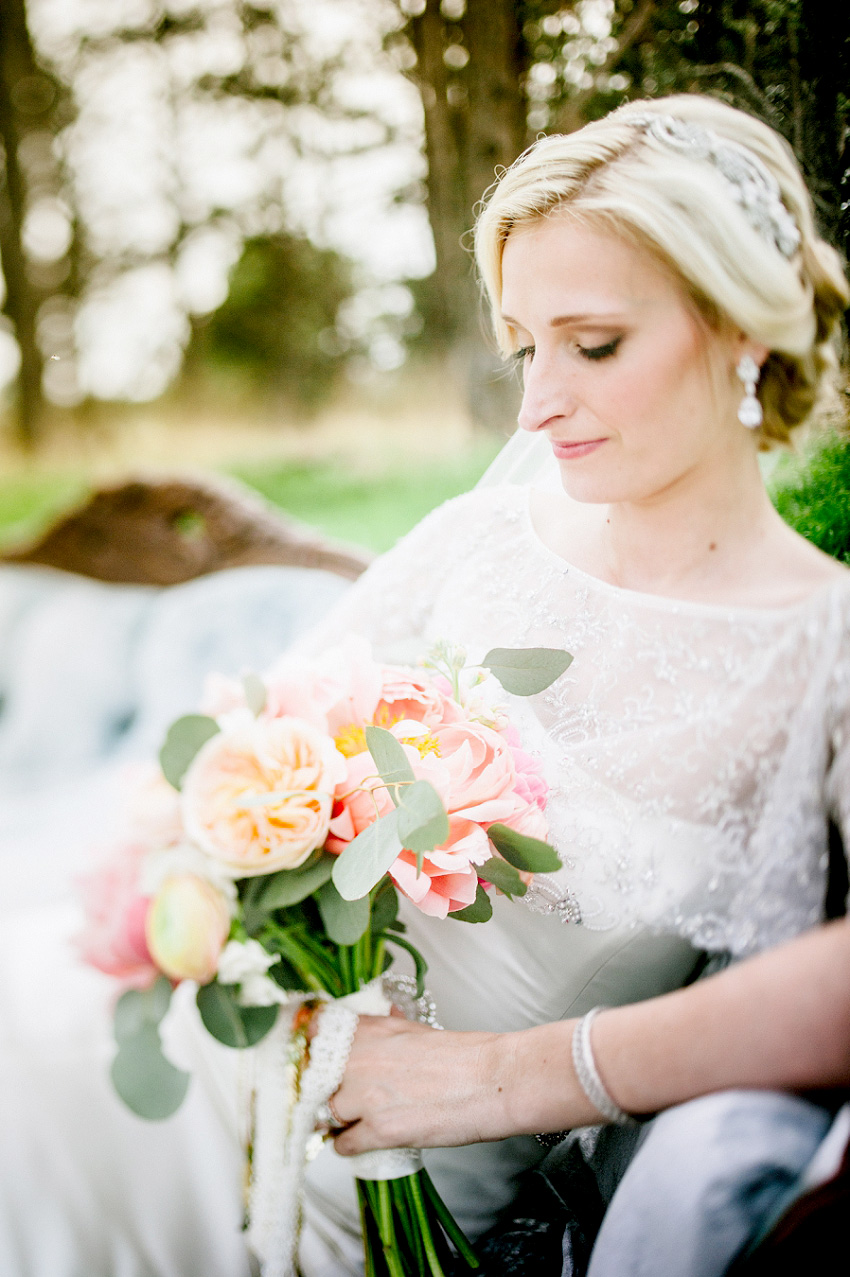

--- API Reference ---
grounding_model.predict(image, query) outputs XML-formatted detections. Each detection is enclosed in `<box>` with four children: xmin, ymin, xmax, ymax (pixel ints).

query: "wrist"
<box><xmin>491</xmin><ymin>1022</ymin><xmax>601</xmax><ymax>1136</ymax></box>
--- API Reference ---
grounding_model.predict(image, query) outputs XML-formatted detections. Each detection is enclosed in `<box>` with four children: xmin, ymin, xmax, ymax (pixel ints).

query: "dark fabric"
<box><xmin>727</xmin><ymin>1142</ymin><xmax>850</xmax><ymax>1276</ymax></box>
<box><xmin>452</xmin><ymin>1153</ymin><xmax>605</xmax><ymax>1277</ymax></box>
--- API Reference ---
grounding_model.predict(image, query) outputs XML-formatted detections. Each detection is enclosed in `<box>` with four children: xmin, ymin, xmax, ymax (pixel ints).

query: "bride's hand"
<box><xmin>328</xmin><ymin>1014</ymin><xmax>511</xmax><ymax>1155</ymax></box>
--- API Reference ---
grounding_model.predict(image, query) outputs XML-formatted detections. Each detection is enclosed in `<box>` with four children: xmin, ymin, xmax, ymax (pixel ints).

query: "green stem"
<box><xmin>376</xmin><ymin>1181</ymin><xmax>406</xmax><ymax>1277</ymax></box>
<box><xmin>398</xmin><ymin>1177</ymin><xmax>427</xmax><ymax>1274</ymax></box>
<box><xmin>405</xmin><ymin>1172</ymin><xmax>447</xmax><ymax>1277</ymax></box>
<box><xmin>420</xmin><ymin>1168</ymin><xmax>480</xmax><ymax>1270</ymax></box>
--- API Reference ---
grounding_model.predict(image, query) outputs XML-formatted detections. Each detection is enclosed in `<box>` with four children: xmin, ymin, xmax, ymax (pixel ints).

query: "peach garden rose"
<box><xmin>182</xmin><ymin>716</ymin><xmax>346</xmax><ymax>877</ymax></box>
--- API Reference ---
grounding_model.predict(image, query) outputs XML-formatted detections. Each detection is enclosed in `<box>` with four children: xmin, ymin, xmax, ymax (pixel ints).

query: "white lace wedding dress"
<box><xmin>293</xmin><ymin>483</ymin><xmax>850</xmax><ymax>1275</ymax></box>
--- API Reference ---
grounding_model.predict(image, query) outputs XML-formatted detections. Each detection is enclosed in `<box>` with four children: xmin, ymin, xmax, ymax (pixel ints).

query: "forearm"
<box><xmin>500</xmin><ymin>919</ymin><xmax>850</xmax><ymax>1135</ymax></box>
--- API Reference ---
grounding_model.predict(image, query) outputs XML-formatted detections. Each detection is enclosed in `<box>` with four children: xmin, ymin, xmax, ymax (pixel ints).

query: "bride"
<box><xmin>286</xmin><ymin>93</ymin><xmax>850</xmax><ymax>1274</ymax></box>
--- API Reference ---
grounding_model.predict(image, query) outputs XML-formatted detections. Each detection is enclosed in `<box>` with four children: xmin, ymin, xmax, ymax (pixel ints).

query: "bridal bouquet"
<box><xmin>78</xmin><ymin>637</ymin><xmax>570</xmax><ymax>1277</ymax></box>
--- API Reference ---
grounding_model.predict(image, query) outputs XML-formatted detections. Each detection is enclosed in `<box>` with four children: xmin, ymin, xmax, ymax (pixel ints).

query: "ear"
<box><xmin>733</xmin><ymin>332</ymin><xmax>770</xmax><ymax>369</ymax></box>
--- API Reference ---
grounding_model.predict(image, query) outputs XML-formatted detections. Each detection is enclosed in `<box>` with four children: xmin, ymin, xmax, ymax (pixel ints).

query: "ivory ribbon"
<box><xmin>246</xmin><ymin>979</ymin><xmax>423</xmax><ymax>1277</ymax></box>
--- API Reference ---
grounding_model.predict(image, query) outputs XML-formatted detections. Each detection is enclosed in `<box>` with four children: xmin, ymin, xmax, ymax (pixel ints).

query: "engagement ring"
<box><xmin>316</xmin><ymin>1095</ymin><xmax>348</xmax><ymax>1132</ymax></box>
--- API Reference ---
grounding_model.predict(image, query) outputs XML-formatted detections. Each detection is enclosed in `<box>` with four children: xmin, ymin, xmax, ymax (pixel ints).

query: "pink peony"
<box><xmin>434</xmin><ymin>721</ymin><xmax>523</xmax><ymax>823</ymax></box>
<box><xmin>77</xmin><ymin>843</ymin><xmax>157</xmax><ymax>989</ymax></box>
<box><xmin>388</xmin><ymin>819</ymin><xmax>483</xmax><ymax>918</ymax></box>
<box><xmin>373</xmin><ymin>668</ymin><xmax>463</xmax><ymax>731</ymax></box>
<box><xmin>182</xmin><ymin>716</ymin><xmax>346</xmax><ymax>876</ymax></box>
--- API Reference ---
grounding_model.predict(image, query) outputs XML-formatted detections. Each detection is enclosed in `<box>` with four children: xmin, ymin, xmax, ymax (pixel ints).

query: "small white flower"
<box><xmin>217</xmin><ymin>937</ymin><xmax>279</xmax><ymax>984</ymax></box>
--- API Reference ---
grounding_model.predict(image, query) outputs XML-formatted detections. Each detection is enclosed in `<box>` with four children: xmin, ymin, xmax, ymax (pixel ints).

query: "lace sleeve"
<box><xmin>287</xmin><ymin>492</ymin><xmax>484</xmax><ymax>663</ymax></box>
<box><xmin>826</xmin><ymin>627</ymin><xmax>850</xmax><ymax>854</ymax></box>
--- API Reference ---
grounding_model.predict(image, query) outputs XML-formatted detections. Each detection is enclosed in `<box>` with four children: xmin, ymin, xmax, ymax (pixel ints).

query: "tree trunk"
<box><xmin>0</xmin><ymin>0</ymin><xmax>48</xmax><ymax>446</ymax></box>
<box><xmin>406</xmin><ymin>0</ymin><xmax>526</xmax><ymax>426</ymax></box>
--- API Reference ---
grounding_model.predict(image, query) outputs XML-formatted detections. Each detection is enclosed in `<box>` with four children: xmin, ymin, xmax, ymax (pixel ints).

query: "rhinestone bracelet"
<box><xmin>571</xmin><ymin>1006</ymin><xmax>637</xmax><ymax>1127</ymax></box>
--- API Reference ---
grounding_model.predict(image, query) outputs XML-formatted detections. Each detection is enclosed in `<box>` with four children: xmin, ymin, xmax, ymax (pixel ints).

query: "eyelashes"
<box><xmin>511</xmin><ymin>335</ymin><xmax>624</xmax><ymax>365</ymax></box>
<box><xmin>578</xmin><ymin>335</ymin><xmax>623</xmax><ymax>361</ymax></box>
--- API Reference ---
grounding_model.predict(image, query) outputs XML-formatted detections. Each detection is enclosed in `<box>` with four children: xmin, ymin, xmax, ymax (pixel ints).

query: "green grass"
<box><xmin>768</xmin><ymin>433</ymin><xmax>850</xmax><ymax>564</ymax></box>
<box><xmin>229</xmin><ymin>446</ymin><xmax>501</xmax><ymax>553</ymax></box>
<box><xmin>1</xmin><ymin>433</ymin><xmax>847</xmax><ymax>564</ymax></box>
<box><xmin>0</xmin><ymin>473</ymin><xmax>89</xmax><ymax>551</ymax></box>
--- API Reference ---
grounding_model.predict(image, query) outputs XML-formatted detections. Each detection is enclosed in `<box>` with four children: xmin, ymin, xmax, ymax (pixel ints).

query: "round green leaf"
<box><xmin>317</xmin><ymin>880</ymin><xmax>371</xmax><ymax>945</ymax></box>
<box><xmin>250</xmin><ymin>852</ymin><xmax>335</xmax><ymax>911</ymax></box>
<box><xmin>365</xmin><ymin>726</ymin><xmax>415</xmax><ymax>798</ymax></box>
<box><xmin>111</xmin><ymin>1023</ymin><xmax>190</xmax><ymax>1121</ymax></box>
<box><xmin>482</xmin><ymin>647</ymin><xmax>573</xmax><ymax>696</ymax></box>
<box><xmin>332</xmin><ymin>809</ymin><xmax>403</xmax><ymax>901</ymax></box>
<box><xmin>196</xmin><ymin>980</ymin><xmax>278</xmax><ymax>1048</ymax></box>
<box><xmin>449</xmin><ymin>883</ymin><xmax>494</xmax><ymax>924</ymax></box>
<box><xmin>159</xmin><ymin>715</ymin><xmax>220</xmax><ymax>790</ymax></box>
<box><xmin>478</xmin><ymin>856</ymin><xmax>527</xmax><ymax>899</ymax></box>
<box><xmin>487</xmin><ymin>824</ymin><xmax>562</xmax><ymax>874</ymax></box>
<box><xmin>397</xmin><ymin>780</ymin><xmax>450</xmax><ymax>853</ymax></box>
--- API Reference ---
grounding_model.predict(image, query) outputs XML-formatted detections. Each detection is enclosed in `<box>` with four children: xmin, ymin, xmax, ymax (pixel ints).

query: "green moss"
<box><xmin>768</xmin><ymin>433</ymin><xmax>850</xmax><ymax>564</ymax></box>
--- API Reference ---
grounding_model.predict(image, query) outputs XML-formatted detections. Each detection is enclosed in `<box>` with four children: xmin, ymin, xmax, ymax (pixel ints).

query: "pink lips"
<box><xmin>550</xmin><ymin>438</ymin><xmax>606</xmax><ymax>460</ymax></box>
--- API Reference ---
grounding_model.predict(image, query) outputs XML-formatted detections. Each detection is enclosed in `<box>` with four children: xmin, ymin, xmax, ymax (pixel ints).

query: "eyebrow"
<box><xmin>500</xmin><ymin>312</ymin><xmax>628</xmax><ymax>328</ymax></box>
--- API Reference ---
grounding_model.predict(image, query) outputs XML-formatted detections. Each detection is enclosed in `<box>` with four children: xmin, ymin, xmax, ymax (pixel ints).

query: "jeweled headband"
<box><xmin>627</xmin><ymin>113</ymin><xmax>801</xmax><ymax>260</ymax></box>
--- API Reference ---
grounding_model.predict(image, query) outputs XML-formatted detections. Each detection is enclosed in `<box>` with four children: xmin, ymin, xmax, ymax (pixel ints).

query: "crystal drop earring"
<box><xmin>736</xmin><ymin>354</ymin><xmax>763</xmax><ymax>429</ymax></box>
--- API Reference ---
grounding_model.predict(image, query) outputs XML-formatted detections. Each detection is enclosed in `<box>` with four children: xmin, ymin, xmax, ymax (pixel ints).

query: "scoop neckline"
<box><xmin>516</xmin><ymin>484</ymin><xmax>847</xmax><ymax>622</ymax></box>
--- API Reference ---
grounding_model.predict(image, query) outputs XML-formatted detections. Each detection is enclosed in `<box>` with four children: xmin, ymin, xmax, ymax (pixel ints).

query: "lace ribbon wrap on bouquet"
<box><xmin>246</xmin><ymin>977</ymin><xmax>437</xmax><ymax>1277</ymax></box>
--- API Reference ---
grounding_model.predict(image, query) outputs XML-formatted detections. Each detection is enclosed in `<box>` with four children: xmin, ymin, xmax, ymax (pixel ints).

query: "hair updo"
<box><xmin>474</xmin><ymin>94</ymin><xmax>848</xmax><ymax>445</ymax></box>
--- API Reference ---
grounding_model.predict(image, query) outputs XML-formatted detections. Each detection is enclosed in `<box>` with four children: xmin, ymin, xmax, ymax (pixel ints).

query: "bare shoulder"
<box><xmin>770</xmin><ymin>519</ymin><xmax>850</xmax><ymax>600</ymax></box>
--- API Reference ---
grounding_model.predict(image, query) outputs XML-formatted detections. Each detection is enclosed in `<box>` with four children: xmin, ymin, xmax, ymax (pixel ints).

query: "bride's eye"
<box><xmin>576</xmin><ymin>335</ymin><xmax>623</xmax><ymax>361</ymax></box>
<box><xmin>512</xmin><ymin>345</ymin><xmax>534</xmax><ymax>364</ymax></box>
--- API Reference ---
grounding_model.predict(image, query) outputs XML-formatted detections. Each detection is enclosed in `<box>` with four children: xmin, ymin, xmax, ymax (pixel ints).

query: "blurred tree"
<box><xmin>0</xmin><ymin>0</ymin><xmax>75</xmax><ymax>444</ymax></box>
<box><xmin>185</xmin><ymin>233</ymin><xmax>354</xmax><ymax>412</ymax></box>
<box><xmin>393</xmin><ymin>0</ymin><xmax>848</xmax><ymax>425</ymax></box>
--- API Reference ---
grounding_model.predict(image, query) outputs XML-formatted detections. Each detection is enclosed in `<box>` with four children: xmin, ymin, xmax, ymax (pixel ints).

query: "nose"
<box><xmin>516</xmin><ymin>350</ymin><xmax>578</xmax><ymax>434</ymax></box>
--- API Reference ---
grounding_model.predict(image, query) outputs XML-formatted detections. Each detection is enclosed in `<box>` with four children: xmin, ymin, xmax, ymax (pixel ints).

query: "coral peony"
<box><xmin>182</xmin><ymin>717</ymin><xmax>345</xmax><ymax>876</ymax></box>
<box><xmin>76</xmin><ymin>843</ymin><xmax>157</xmax><ymax>989</ymax></box>
<box><xmin>146</xmin><ymin>873</ymin><xmax>231</xmax><ymax>984</ymax></box>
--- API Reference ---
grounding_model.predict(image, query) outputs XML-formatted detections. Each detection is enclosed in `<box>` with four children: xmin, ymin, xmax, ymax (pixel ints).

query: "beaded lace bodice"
<box><xmin>299</xmin><ymin>485</ymin><xmax>850</xmax><ymax>957</ymax></box>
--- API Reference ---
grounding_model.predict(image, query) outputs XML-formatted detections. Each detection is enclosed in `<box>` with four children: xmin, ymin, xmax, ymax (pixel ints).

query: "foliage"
<box><xmin>185</xmin><ymin>234</ymin><xmax>355</xmax><ymax>413</ymax></box>
<box><xmin>769</xmin><ymin>432</ymin><xmax>850</xmax><ymax>565</ymax></box>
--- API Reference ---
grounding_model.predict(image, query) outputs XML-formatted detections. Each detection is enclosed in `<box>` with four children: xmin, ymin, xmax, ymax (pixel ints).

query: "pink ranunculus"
<box><xmin>77</xmin><ymin>843</ymin><xmax>157</xmax><ymax>989</ymax></box>
<box><xmin>509</xmin><ymin>746</ymin><xmax>549</xmax><ymax>811</ymax></box>
<box><xmin>434</xmin><ymin>721</ymin><xmax>521</xmax><ymax>823</ymax></box>
<box><xmin>181</xmin><ymin>716</ymin><xmax>346</xmax><ymax>876</ymax></box>
<box><xmin>374</xmin><ymin>668</ymin><xmax>463</xmax><ymax>731</ymax></box>
<box><xmin>146</xmin><ymin>873</ymin><xmax>231</xmax><ymax>984</ymax></box>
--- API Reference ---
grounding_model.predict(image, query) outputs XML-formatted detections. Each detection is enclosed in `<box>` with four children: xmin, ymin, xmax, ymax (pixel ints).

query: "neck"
<box><xmin>573</xmin><ymin>447</ymin><xmax>778</xmax><ymax>599</ymax></box>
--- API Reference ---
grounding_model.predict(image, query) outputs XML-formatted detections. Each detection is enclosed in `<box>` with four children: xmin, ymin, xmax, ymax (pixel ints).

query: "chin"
<box><xmin>556</xmin><ymin>463</ymin><xmax>631</xmax><ymax>505</ymax></box>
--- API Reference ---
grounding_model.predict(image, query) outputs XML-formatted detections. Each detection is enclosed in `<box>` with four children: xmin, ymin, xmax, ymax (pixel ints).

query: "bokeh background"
<box><xmin>0</xmin><ymin>0</ymin><xmax>847</xmax><ymax>558</ymax></box>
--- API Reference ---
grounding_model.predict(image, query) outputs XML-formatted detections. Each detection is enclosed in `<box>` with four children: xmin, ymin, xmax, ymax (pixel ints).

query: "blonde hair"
<box><xmin>474</xmin><ymin>94</ymin><xmax>849</xmax><ymax>445</ymax></box>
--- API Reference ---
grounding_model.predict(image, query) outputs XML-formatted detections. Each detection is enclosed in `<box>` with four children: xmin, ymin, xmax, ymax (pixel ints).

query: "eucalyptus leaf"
<box><xmin>159</xmin><ymin>714</ymin><xmax>220</xmax><ymax>790</ymax></box>
<box><xmin>196</xmin><ymin>981</ymin><xmax>278</xmax><ymax>1049</ymax></box>
<box><xmin>487</xmin><ymin>823</ymin><xmax>562</xmax><ymax>874</ymax></box>
<box><xmin>382</xmin><ymin>933</ymin><xmax>429</xmax><ymax>998</ymax></box>
<box><xmin>317</xmin><ymin>880</ymin><xmax>371</xmax><ymax>945</ymax></box>
<box><xmin>479</xmin><ymin>855</ymin><xmax>527</xmax><ymax>899</ymax></box>
<box><xmin>365</xmin><ymin>725</ymin><xmax>415</xmax><ymax>801</ymax></box>
<box><xmin>397</xmin><ymin>780</ymin><xmax>450</xmax><ymax>853</ymax></box>
<box><xmin>449</xmin><ymin>883</ymin><xmax>494</xmax><ymax>924</ymax></box>
<box><xmin>242</xmin><ymin>672</ymin><xmax>267</xmax><ymax>716</ymax></box>
<box><xmin>111</xmin><ymin>1023</ymin><xmax>190</xmax><ymax>1121</ymax></box>
<box><xmin>332</xmin><ymin>809</ymin><xmax>403</xmax><ymax>901</ymax></box>
<box><xmin>114</xmin><ymin>976</ymin><xmax>173</xmax><ymax>1042</ymax></box>
<box><xmin>370</xmin><ymin>880</ymin><xmax>399</xmax><ymax>933</ymax></box>
<box><xmin>251</xmin><ymin>853</ymin><xmax>335</xmax><ymax>911</ymax></box>
<box><xmin>482</xmin><ymin>647</ymin><xmax>574</xmax><ymax>697</ymax></box>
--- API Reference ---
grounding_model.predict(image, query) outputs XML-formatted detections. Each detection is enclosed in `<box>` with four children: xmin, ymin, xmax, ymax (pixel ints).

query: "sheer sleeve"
<box><xmin>825</xmin><ymin>614</ymin><xmax>850</xmax><ymax>857</ymax></box>
<box><xmin>286</xmin><ymin>492</ymin><xmax>484</xmax><ymax>663</ymax></box>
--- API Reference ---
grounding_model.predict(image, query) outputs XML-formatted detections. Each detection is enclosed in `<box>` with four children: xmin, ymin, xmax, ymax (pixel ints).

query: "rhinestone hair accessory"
<box><xmin>628</xmin><ymin>113</ymin><xmax>801</xmax><ymax>260</ymax></box>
